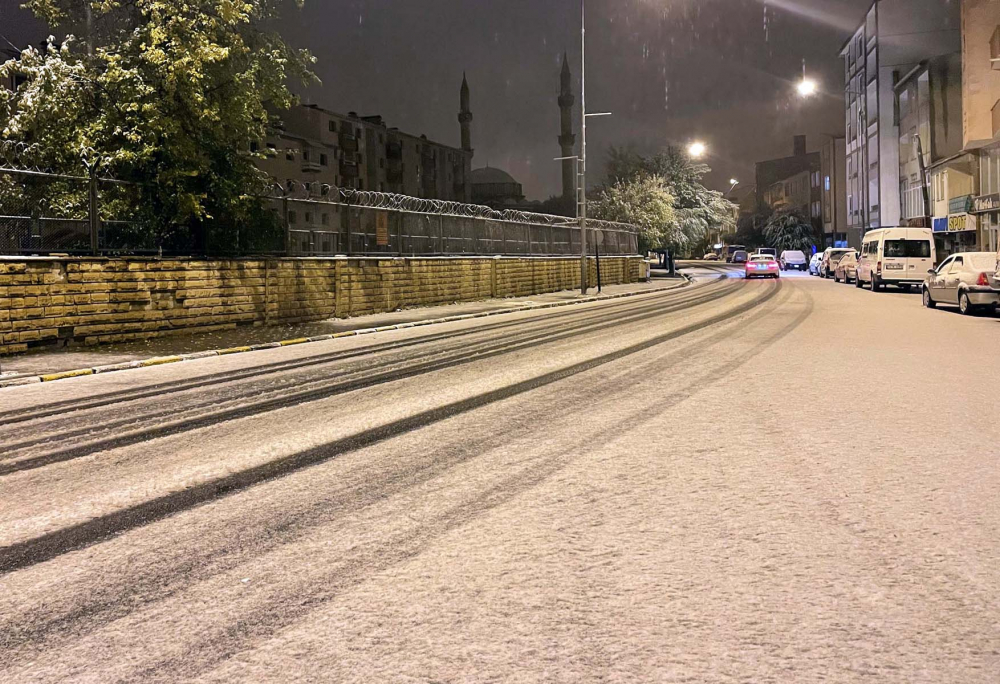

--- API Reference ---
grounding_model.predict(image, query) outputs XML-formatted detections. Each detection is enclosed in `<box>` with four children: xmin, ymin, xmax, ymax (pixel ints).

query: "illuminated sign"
<box><xmin>972</xmin><ymin>193</ymin><xmax>1000</xmax><ymax>214</ymax></box>
<box><xmin>947</xmin><ymin>214</ymin><xmax>977</xmax><ymax>232</ymax></box>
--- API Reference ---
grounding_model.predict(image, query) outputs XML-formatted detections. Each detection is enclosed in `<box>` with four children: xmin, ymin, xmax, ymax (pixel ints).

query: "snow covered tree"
<box><xmin>1</xmin><ymin>0</ymin><xmax>315</xmax><ymax>249</ymax></box>
<box><xmin>764</xmin><ymin>208</ymin><xmax>816</xmax><ymax>252</ymax></box>
<box><xmin>590</xmin><ymin>176</ymin><xmax>677</xmax><ymax>253</ymax></box>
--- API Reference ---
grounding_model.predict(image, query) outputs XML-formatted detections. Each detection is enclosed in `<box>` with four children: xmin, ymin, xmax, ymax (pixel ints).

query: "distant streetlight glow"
<box><xmin>797</xmin><ymin>78</ymin><xmax>818</xmax><ymax>97</ymax></box>
<box><xmin>728</xmin><ymin>178</ymin><xmax>740</xmax><ymax>193</ymax></box>
<box><xmin>687</xmin><ymin>141</ymin><xmax>707</xmax><ymax>159</ymax></box>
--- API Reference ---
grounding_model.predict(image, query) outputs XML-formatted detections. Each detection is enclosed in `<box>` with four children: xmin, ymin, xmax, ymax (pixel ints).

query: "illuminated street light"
<box><xmin>728</xmin><ymin>178</ymin><xmax>739</xmax><ymax>193</ymax></box>
<box><xmin>797</xmin><ymin>78</ymin><xmax>818</xmax><ymax>97</ymax></box>
<box><xmin>687</xmin><ymin>141</ymin><xmax>707</xmax><ymax>159</ymax></box>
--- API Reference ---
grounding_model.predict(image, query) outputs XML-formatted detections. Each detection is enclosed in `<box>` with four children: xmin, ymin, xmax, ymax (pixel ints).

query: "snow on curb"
<box><xmin>0</xmin><ymin>281</ymin><xmax>688</xmax><ymax>389</ymax></box>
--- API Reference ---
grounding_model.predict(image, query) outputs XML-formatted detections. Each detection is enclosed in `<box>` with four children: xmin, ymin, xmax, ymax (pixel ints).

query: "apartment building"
<box><xmin>820</xmin><ymin>136</ymin><xmax>850</xmax><ymax>248</ymax></box>
<box><xmin>257</xmin><ymin>77</ymin><xmax>474</xmax><ymax>202</ymax></box>
<box><xmin>962</xmin><ymin>0</ymin><xmax>1000</xmax><ymax>252</ymax></box>
<box><xmin>840</xmin><ymin>0</ymin><xmax>961</xmax><ymax>234</ymax></box>
<box><xmin>755</xmin><ymin>136</ymin><xmax>823</xmax><ymax>235</ymax></box>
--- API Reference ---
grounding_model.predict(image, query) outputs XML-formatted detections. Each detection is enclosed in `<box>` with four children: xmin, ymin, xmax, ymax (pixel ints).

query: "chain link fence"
<box><xmin>0</xmin><ymin>144</ymin><xmax>639</xmax><ymax>257</ymax></box>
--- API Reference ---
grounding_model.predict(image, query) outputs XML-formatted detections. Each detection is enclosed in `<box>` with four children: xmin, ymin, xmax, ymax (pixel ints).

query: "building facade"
<box><xmin>755</xmin><ymin>136</ymin><xmax>822</xmax><ymax>235</ymax></box>
<box><xmin>840</xmin><ymin>0</ymin><xmax>961</xmax><ymax>235</ymax></box>
<box><xmin>963</xmin><ymin>0</ymin><xmax>1000</xmax><ymax>253</ymax></box>
<box><xmin>820</xmin><ymin>136</ymin><xmax>850</xmax><ymax>248</ymax></box>
<box><xmin>257</xmin><ymin>78</ymin><xmax>474</xmax><ymax>202</ymax></box>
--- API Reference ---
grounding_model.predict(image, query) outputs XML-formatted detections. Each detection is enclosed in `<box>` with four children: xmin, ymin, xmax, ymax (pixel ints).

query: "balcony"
<box><xmin>339</xmin><ymin>132</ymin><xmax>359</xmax><ymax>152</ymax></box>
<box><xmin>386</xmin><ymin>141</ymin><xmax>402</xmax><ymax>160</ymax></box>
<box><xmin>340</xmin><ymin>160</ymin><xmax>359</xmax><ymax>178</ymax></box>
<box><xmin>301</xmin><ymin>160</ymin><xmax>322</xmax><ymax>174</ymax></box>
<box><xmin>991</xmin><ymin>26</ymin><xmax>1000</xmax><ymax>70</ymax></box>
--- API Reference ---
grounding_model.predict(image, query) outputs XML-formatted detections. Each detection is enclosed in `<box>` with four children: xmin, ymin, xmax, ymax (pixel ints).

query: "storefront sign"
<box><xmin>947</xmin><ymin>213</ymin><xmax>978</xmax><ymax>233</ymax></box>
<box><xmin>972</xmin><ymin>193</ymin><xmax>1000</xmax><ymax>214</ymax></box>
<box><xmin>932</xmin><ymin>217</ymin><xmax>948</xmax><ymax>233</ymax></box>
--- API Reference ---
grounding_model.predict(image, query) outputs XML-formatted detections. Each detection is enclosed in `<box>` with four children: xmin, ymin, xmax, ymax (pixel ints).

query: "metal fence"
<box><xmin>0</xmin><ymin>143</ymin><xmax>639</xmax><ymax>257</ymax></box>
<box><xmin>273</xmin><ymin>182</ymin><xmax>638</xmax><ymax>257</ymax></box>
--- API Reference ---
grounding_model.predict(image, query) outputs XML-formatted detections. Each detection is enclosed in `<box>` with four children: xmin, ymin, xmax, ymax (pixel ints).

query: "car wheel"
<box><xmin>987</xmin><ymin>304</ymin><xmax>999</xmax><ymax>316</ymax></box>
<box><xmin>922</xmin><ymin>288</ymin><xmax>936</xmax><ymax>309</ymax></box>
<box><xmin>871</xmin><ymin>276</ymin><xmax>880</xmax><ymax>292</ymax></box>
<box><xmin>959</xmin><ymin>292</ymin><xmax>974</xmax><ymax>316</ymax></box>
<box><xmin>855</xmin><ymin>275</ymin><xmax>863</xmax><ymax>288</ymax></box>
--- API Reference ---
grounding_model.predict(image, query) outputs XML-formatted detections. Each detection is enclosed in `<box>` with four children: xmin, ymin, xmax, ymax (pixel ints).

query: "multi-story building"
<box><xmin>840</xmin><ymin>0</ymin><xmax>961</xmax><ymax>235</ymax></box>
<box><xmin>755</xmin><ymin>136</ymin><xmax>822</xmax><ymax>235</ymax></box>
<box><xmin>820</xmin><ymin>136</ymin><xmax>850</xmax><ymax>248</ymax></box>
<box><xmin>893</xmin><ymin>53</ymin><xmax>970</xmax><ymax>255</ymax></box>
<box><xmin>257</xmin><ymin>76</ymin><xmax>474</xmax><ymax>202</ymax></box>
<box><xmin>962</xmin><ymin>0</ymin><xmax>1000</xmax><ymax>253</ymax></box>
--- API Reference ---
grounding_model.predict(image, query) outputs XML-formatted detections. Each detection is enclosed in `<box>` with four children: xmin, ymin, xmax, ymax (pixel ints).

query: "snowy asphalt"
<box><xmin>1</xmin><ymin>265</ymin><xmax>999</xmax><ymax>682</ymax></box>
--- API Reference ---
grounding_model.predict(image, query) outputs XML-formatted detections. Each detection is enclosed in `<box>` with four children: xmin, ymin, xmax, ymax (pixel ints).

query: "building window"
<box><xmin>286</xmin><ymin>150</ymin><xmax>294</xmax><ymax>161</ymax></box>
<box><xmin>305</xmin><ymin>212</ymin><xmax>313</xmax><ymax>224</ymax></box>
<box><xmin>379</xmin><ymin>158</ymin><xmax>385</xmax><ymax>169</ymax></box>
<box><xmin>303</xmin><ymin>149</ymin><xmax>310</xmax><ymax>162</ymax></box>
<box><xmin>288</xmin><ymin>211</ymin><xmax>297</xmax><ymax>225</ymax></box>
<box><xmin>321</xmin><ymin>213</ymin><xmax>329</xmax><ymax>226</ymax></box>
<box><xmin>250</xmin><ymin>141</ymin><xmax>259</xmax><ymax>153</ymax></box>
<box><xmin>825</xmin><ymin>175</ymin><xmax>831</xmax><ymax>191</ymax></box>
<box><xmin>320</xmin><ymin>153</ymin><xmax>328</xmax><ymax>166</ymax></box>
<box><xmin>329</xmin><ymin>121</ymin><xmax>336</xmax><ymax>133</ymax></box>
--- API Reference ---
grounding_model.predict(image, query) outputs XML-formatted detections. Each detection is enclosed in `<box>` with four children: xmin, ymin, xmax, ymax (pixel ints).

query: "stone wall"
<box><xmin>0</xmin><ymin>256</ymin><xmax>644</xmax><ymax>354</ymax></box>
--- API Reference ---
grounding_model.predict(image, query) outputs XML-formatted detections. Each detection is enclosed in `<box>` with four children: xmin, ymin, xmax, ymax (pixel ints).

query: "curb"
<box><xmin>0</xmin><ymin>280</ymin><xmax>689</xmax><ymax>389</ymax></box>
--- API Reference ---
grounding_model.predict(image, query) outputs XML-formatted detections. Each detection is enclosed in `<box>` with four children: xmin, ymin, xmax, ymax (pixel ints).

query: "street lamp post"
<box><xmin>576</xmin><ymin>0</ymin><xmax>612</xmax><ymax>295</ymax></box>
<box><xmin>798</xmin><ymin>77</ymin><xmax>869</xmax><ymax>237</ymax></box>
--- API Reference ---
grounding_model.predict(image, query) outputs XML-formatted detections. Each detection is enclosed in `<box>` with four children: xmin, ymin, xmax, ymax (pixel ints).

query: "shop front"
<box><xmin>972</xmin><ymin>193</ymin><xmax>999</xmax><ymax>253</ymax></box>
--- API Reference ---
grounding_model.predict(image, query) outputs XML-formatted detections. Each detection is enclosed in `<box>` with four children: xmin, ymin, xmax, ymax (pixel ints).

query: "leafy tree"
<box><xmin>1</xmin><ymin>0</ymin><xmax>315</xmax><ymax>251</ymax></box>
<box><xmin>590</xmin><ymin>176</ymin><xmax>677</xmax><ymax>253</ymax></box>
<box><xmin>764</xmin><ymin>208</ymin><xmax>816</xmax><ymax>252</ymax></box>
<box><xmin>601</xmin><ymin>145</ymin><xmax>736</xmax><ymax>252</ymax></box>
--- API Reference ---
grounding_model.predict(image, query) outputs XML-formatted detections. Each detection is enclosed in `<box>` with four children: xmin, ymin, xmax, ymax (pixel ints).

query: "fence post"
<box><xmin>88</xmin><ymin>172</ymin><xmax>100</xmax><ymax>255</ymax></box>
<box><xmin>282</xmin><ymin>196</ymin><xmax>291</xmax><ymax>256</ymax></box>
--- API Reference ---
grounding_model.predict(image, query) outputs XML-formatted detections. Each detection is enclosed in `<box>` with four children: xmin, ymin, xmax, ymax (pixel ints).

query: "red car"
<box><xmin>745</xmin><ymin>255</ymin><xmax>780</xmax><ymax>279</ymax></box>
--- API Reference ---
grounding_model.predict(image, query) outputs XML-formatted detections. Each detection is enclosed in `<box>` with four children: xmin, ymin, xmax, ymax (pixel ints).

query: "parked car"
<box><xmin>755</xmin><ymin>248</ymin><xmax>778</xmax><ymax>258</ymax></box>
<box><xmin>857</xmin><ymin>227</ymin><xmax>936</xmax><ymax>291</ymax></box>
<box><xmin>731</xmin><ymin>250</ymin><xmax>749</xmax><ymax>264</ymax></box>
<box><xmin>922</xmin><ymin>252</ymin><xmax>999</xmax><ymax>315</ymax></box>
<box><xmin>779</xmin><ymin>250</ymin><xmax>808</xmax><ymax>271</ymax></box>
<box><xmin>745</xmin><ymin>254</ymin><xmax>780</xmax><ymax>279</ymax></box>
<box><xmin>808</xmin><ymin>252</ymin><xmax>824</xmax><ymax>276</ymax></box>
<box><xmin>833</xmin><ymin>252</ymin><xmax>858</xmax><ymax>284</ymax></box>
<box><xmin>819</xmin><ymin>248</ymin><xmax>856</xmax><ymax>279</ymax></box>
<box><xmin>703</xmin><ymin>253</ymin><xmax>720</xmax><ymax>261</ymax></box>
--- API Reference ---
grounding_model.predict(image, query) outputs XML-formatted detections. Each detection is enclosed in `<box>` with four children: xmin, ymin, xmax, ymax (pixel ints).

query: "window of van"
<box><xmin>884</xmin><ymin>240</ymin><xmax>931</xmax><ymax>259</ymax></box>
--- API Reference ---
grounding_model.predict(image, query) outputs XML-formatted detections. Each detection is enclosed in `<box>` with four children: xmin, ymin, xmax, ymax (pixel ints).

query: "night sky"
<box><xmin>1</xmin><ymin>0</ymin><xmax>883</xmax><ymax>200</ymax></box>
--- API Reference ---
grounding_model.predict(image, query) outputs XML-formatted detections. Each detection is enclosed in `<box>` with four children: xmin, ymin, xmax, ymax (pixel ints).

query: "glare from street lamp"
<box><xmin>688</xmin><ymin>142</ymin><xmax>707</xmax><ymax>159</ymax></box>
<box><xmin>729</xmin><ymin>179</ymin><xmax>739</xmax><ymax>186</ymax></box>
<box><xmin>797</xmin><ymin>78</ymin><xmax>818</xmax><ymax>97</ymax></box>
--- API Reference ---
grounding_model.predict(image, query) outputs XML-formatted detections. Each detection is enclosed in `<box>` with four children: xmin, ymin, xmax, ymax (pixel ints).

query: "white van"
<box><xmin>856</xmin><ymin>228</ymin><xmax>936</xmax><ymax>291</ymax></box>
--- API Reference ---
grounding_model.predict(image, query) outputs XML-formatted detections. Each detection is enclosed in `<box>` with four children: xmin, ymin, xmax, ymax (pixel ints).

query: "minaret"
<box><xmin>558</xmin><ymin>53</ymin><xmax>577</xmax><ymax>209</ymax></box>
<box><xmin>459</xmin><ymin>73</ymin><xmax>473</xmax><ymax>153</ymax></box>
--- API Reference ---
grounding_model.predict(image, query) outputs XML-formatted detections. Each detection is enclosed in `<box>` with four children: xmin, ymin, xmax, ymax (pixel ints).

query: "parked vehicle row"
<box><xmin>810</xmin><ymin>227</ymin><xmax>1000</xmax><ymax>316</ymax></box>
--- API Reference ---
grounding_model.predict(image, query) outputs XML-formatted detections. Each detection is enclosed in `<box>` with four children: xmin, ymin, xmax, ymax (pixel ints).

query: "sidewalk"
<box><xmin>0</xmin><ymin>277</ymin><xmax>687</xmax><ymax>382</ymax></box>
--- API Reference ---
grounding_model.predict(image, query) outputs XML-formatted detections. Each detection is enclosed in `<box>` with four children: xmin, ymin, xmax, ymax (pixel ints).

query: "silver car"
<box><xmin>922</xmin><ymin>252</ymin><xmax>999</xmax><ymax>315</ymax></box>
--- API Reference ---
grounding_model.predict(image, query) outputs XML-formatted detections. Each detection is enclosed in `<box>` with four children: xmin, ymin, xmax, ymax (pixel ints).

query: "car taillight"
<box><xmin>876</xmin><ymin>261</ymin><xmax>882</xmax><ymax>275</ymax></box>
<box><xmin>977</xmin><ymin>272</ymin><xmax>990</xmax><ymax>287</ymax></box>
